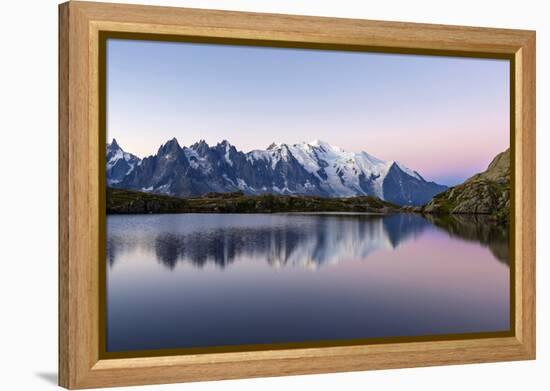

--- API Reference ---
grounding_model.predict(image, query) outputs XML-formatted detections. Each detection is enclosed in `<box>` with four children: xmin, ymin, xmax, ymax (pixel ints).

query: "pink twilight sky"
<box><xmin>107</xmin><ymin>40</ymin><xmax>510</xmax><ymax>186</ymax></box>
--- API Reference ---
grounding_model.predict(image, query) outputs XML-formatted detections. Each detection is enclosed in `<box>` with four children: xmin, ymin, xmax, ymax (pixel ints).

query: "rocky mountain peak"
<box><xmin>158</xmin><ymin>137</ymin><xmax>182</xmax><ymax>155</ymax></box>
<box><xmin>191</xmin><ymin>139</ymin><xmax>210</xmax><ymax>155</ymax></box>
<box><xmin>217</xmin><ymin>139</ymin><xmax>234</xmax><ymax>150</ymax></box>
<box><xmin>106</xmin><ymin>138</ymin><xmax>141</xmax><ymax>186</ymax></box>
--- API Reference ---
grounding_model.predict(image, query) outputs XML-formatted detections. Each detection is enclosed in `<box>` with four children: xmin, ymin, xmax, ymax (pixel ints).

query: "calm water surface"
<box><xmin>106</xmin><ymin>213</ymin><xmax>510</xmax><ymax>352</ymax></box>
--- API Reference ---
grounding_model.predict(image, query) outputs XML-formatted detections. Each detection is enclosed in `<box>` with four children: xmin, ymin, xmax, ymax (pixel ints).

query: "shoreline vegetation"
<box><xmin>107</xmin><ymin>188</ymin><xmax>400</xmax><ymax>215</ymax></box>
<box><xmin>106</xmin><ymin>186</ymin><xmax>509</xmax><ymax>224</ymax></box>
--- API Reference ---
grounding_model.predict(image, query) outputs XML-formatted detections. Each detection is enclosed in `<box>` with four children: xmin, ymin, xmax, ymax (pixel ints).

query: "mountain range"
<box><xmin>106</xmin><ymin>138</ymin><xmax>448</xmax><ymax>206</ymax></box>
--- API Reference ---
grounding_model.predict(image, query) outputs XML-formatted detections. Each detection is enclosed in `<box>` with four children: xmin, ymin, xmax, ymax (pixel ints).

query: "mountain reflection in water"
<box><xmin>107</xmin><ymin>213</ymin><xmax>509</xmax><ymax>270</ymax></box>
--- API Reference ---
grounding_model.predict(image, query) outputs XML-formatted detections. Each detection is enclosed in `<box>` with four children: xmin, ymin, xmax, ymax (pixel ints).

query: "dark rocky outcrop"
<box><xmin>422</xmin><ymin>149</ymin><xmax>510</xmax><ymax>222</ymax></box>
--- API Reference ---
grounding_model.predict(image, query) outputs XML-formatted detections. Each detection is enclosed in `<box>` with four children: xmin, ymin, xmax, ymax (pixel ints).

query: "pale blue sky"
<box><xmin>107</xmin><ymin>39</ymin><xmax>509</xmax><ymax>185</ymax></box>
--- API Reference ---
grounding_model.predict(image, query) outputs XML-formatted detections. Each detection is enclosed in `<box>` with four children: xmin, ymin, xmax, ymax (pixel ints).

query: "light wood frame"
<box><xmin>59</xmin><ymin>1</ymin><xmax>536</xmax><ymax>389</ymax></box>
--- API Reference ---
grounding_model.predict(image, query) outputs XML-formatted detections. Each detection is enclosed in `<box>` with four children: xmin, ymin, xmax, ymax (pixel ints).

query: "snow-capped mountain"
<box><xmin>106</xmin><ymin>138</ymin><xmax>447</xmax><ymax>205</ymax></box>
<box><xmin>106</xmin><ymin>139</ymin><xmax>141</xmax><ymax>186</ymax></box>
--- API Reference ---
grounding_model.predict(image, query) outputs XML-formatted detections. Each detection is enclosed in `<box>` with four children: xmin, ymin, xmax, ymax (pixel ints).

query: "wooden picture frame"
<box><xmin>59</xmin><ymin>1</ymin><xmax>536</xmax><ymax>389</ymax></box>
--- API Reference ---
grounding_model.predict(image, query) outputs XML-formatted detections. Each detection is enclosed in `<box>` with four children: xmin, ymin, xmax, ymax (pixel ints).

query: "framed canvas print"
<box><xmin>58</xmin><ymin>1</ymin><xmax>536</xmax><ymax>389</ymax></box>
